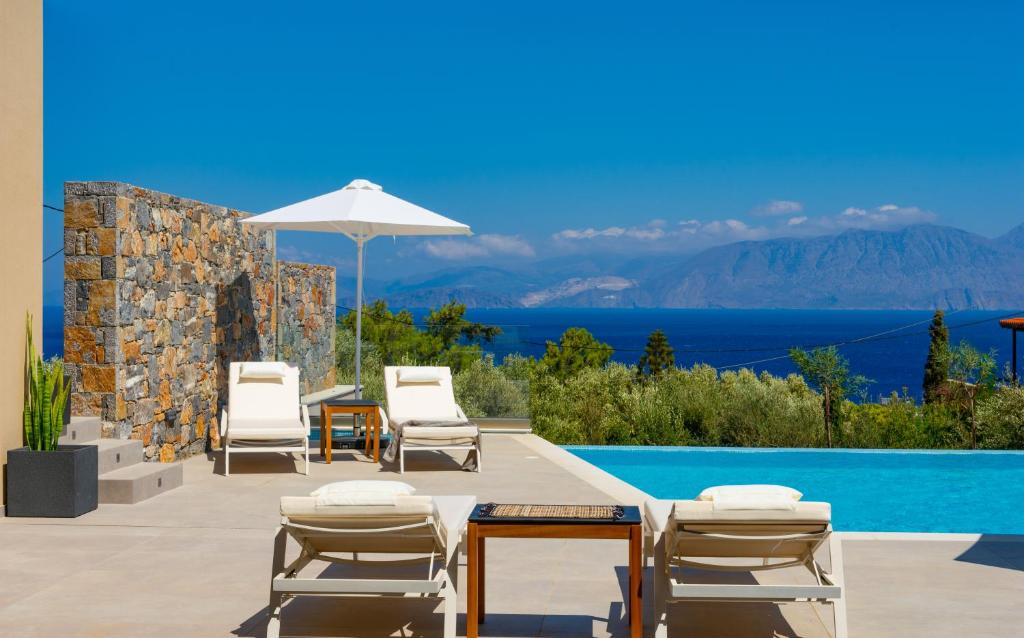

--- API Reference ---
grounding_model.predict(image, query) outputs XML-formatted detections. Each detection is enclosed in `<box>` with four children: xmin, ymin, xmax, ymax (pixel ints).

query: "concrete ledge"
<box><xmin>515</xmin><ymin>434</ymin><xmax>652</xmax><ymax>506</ymax></box>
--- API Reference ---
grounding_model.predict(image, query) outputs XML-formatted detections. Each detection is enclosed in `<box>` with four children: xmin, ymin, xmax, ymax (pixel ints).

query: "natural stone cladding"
<box><xmin>277</xmin><ymin>261</ymin><xmax>336</xmax><ymax>396</ymax></box>
<box><xmin>63</xmin><ymin>182</ymin><xmax>335</xmax><ymax>462</ymax></box>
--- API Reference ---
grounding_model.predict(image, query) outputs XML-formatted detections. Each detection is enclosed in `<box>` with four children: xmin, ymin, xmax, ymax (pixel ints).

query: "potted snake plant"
<box><xmin>6</xmin><ymin>314</ymin><xmax>97</xmax><ymax>517</ymax></box>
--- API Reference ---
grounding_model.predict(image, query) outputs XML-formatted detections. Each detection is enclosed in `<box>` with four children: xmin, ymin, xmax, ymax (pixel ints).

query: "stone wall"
<box><xmin>64</xmin><ymin>182</ymin><xmax>335</xmax><ymax>461</ymax></box>
<box><xmin>277</xmin><ymin>261</ymin><xmax>336</xmax><ymax>396</ymax></box>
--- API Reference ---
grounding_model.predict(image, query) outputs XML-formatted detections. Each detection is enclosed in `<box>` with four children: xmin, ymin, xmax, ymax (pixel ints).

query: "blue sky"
<box><xmin>42</xmin><ymin>0</ymin><xmax>1023</xmax><ymax>300</ymax></box>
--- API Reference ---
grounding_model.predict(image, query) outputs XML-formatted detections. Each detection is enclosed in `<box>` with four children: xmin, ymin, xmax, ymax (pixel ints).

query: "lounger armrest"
<box><xmin>379</xmin><ymin>409</ymin><xmax>390</xmax><ymax>434</ymax></box>
<box><xmin>432</xmin><ymin>495</ymin><xmax>477</xmax><ymax>552</ymax></box>
<box><xmin>300</xmin><ymin>404</ymin><xmax>310</xmax><ymax>435</ymax></box>
<box><xmin>220</xmin><ymin>408</ymin><xmax>229</xmax><ymax>438</ymax></box>
<box><xmin>645</xmin><ymin>499</ymin><xmax>673</xmax><ymax>534</ymax></box>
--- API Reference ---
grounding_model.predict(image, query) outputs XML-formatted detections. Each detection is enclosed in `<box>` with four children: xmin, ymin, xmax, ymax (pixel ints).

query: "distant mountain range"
<box><xmin>349</xmin><ymin>223</ymin><xmax>1024</xmax><ymax>310</ymax></box>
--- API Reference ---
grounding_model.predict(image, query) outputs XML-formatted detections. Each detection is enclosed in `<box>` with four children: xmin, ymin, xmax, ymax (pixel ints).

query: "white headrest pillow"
<box><xmin>310</xmin><ymin>480</ymin><xmax>417</xmax><ymax>507</ymax></box>
<box><xmin>239</xmin><ymin>362</ymin><xmax>290</xmax><ymax>380</ymax></box>
<box><xmin>396</xmin><ymin>367</ymin><xmax>443</xmax><ymax>384</ymax></box>
<box><xmin>310</xmin><ymin>480</ymin><xmax>416</xmax><ymax>498</ymax></box>
<box><xmin>697</xmin><ymin>484</ymin><xmax>803</xmax><ymax>502</ymax></box>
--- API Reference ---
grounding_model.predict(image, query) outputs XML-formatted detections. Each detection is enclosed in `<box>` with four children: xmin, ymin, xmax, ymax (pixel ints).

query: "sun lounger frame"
<box><xmin>268</xmin><ymin>514</ymin><xmax>461</xmax><ymax>638</ymax></box>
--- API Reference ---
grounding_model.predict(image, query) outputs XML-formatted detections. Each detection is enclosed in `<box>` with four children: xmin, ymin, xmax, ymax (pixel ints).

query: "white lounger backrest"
<box><xmin>384</xmin><ymin>366</ymin><xmax>461</xmax><ymax>422</ymax></box>
<box><xmin>228</xmin><ymin>362</ymin><xmax>300</xmax><ymax>420</ymax></box>
<box><xmin>671</xmin><ymin>500</ymin><xmax>832</xmax><ymax>560</ymax></box>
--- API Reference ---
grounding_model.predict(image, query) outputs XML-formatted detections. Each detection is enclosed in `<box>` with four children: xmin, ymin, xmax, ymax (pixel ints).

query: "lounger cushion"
<box><xmin>673</xmin><ymin>500</ymin><xmax>831</xmax><ymax>523</ymax></box>
<box><xmin>399</xmin><ymin>425</ymin><xmax>479</xmax><ymax>441</ymax></box>
<box><xmin>227</xmin><ymin>418</ymin><xmax>306</xmax><ymax>439</ymax></box>
<box><xmin>281</xmin><ymin>494</ymin><xmax>435</xmax><ymax>518</ymax></box>
<box><xmin>396</xmin><ymin>367</ymin><xmax>443</xmax><ymax>384</ymax></box>
<box><xmin>239</xmin><ymin>361</ymin><xmax>290</xmax><ymax>379</ymax></box>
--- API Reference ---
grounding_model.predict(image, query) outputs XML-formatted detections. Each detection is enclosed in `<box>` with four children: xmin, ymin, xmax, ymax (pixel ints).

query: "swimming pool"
<box><xmin>565</xmin><ymin>446</ymin><xmax>1024</xmax><ymax>534</ymax></box>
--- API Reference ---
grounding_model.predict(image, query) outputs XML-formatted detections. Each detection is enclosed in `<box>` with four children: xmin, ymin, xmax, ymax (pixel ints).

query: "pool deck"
<box><xmin>0</xmin><ymin>433</ymin><xmax>1021</xmax><ymax>637</ymax></box>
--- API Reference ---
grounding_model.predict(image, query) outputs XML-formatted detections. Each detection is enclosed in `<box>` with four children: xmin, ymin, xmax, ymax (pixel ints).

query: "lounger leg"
<box><xmin>652</xmin><ymin>530</ymin><xmax>669</xmax><ymax>638</ymax></box>
<box><xmin>475</xmin><ymin>441</ymin><xmax>482</xmax><ymax>472</ymax></box>
<box><xmin>400</xmin><ymin>446</ymin><xmax>405</xmax><ymax>474</ymax></box>
<box><xmin>267</xmin><ymin>526</ymin><xmax>287</xmax><ymax>638</ymax></box>
<box><xmin>828</xmin><ymin>535</ymin><xmax>849</xmax><ymax>638</ymax></box>
<box><xmin>442</xmin><ymin>574</ymin><xmax>457</xmax><ymax>638</ymax></box>
<box><xmin>304</xmin><ymin>437</ymin><xmax>309</xmax><ymax>476</ymax></box>
<box><xmin>224</xmin><ymin>442</ymin><xmax>230</xmax><ymax>477</ymax></box>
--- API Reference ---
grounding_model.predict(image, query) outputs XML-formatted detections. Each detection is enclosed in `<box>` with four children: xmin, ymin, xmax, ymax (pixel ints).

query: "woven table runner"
<box><xmin>480</xmin><ymin>503</ymin><xmax>623</xmax><ymax>520</ymax></box>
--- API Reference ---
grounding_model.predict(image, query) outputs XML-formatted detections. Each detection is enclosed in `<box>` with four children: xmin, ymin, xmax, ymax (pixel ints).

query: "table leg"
<box><xmin>629</xmin><ymin>524</ymin><xmax>642</xmax><ymax>638</ymax></box>
<box><xmin>325</xmin><ymin>409</ymin><xmax>332</xmax><ymax>464</ymax></box>
<box><xmin>319</xmin><ymin>405</ymin><xmax>325</xmax><ymax>458</ymax></box>
<box><xmin>373</xmin><ymin>408</ymin><xmax>381</xmax><ymax>463</ymax></box>
<box><xmin>479</xmin><ymin>534</ymin><xmax>486</xmax><ymax>621</ymax></box>
<box><xmin>467</xmin><ymin>523</ymin><xmax>480</xmax><ymax>637</ymax></box>
<box><xmin>364</xmin><ymin>411</ymin><xmax>371</xmax><ymax>456</ymax></box>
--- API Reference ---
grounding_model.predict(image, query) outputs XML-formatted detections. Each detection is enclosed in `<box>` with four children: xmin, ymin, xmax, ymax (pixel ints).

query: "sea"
<box><xmin>44</xmin><ymin>306</ymin><xmax>1017</xmax><ymax>401</ymax></box>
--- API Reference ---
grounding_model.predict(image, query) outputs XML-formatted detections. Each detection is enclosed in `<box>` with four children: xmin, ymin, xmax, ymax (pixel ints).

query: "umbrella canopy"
<box><xmin>242</xmin><ymin>179</ymin><xmax>472</xmax><ymax>398</ymax></box>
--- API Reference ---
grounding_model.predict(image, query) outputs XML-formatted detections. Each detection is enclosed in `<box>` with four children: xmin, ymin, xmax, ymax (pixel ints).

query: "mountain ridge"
<box><xmin>343</xmin><ymin>224</ymin><xmax>1024</xmax><ymax>310</ymax></box>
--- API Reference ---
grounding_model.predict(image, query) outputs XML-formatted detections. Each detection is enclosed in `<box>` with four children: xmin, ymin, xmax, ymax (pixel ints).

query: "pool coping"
<box><xmin>519</xmin><ymin>436</ymin><xmax>1024</xmax><ymax>541</ymax></box>
<box><xmin>563</xmin><ymin>444</ymin><xmax>1024</xmax><ymax>455</ymax></box>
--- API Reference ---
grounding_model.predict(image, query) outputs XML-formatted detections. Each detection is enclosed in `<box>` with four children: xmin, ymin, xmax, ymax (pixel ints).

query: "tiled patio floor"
<box><xmin>0</xmin><ymin>434</ymin><xmax>1020</xmax><ymax>637</ymax></box>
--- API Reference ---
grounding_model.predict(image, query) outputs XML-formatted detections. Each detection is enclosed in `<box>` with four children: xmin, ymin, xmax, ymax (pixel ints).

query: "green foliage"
<box><xmin>941</xmin><ymin>340</ymin><xmax>998</xmax><ymax>448</ymax></box>
<box><xmin>923</xmin><ymin>310</ymin><xmax>949</xmax><ymax>403</ymax></box>
<box><xmin>637</xmin><ymin>329</ymin><xmax>675</xmax><ymax>380</ymax></box>
<box><xmin>536</xmin><ymin>327</ymin><xmax>613</xmax><ymax>380</ymax></box>
<box><xmin>23</xmin><ymin>314</ymin><xmax>71</xmax><ymax>452</ymax></box>
<box><xmin>332</xmin><ymin>304</ymin><xmax>1024</xmax><ymax>451</ymax></box>
<box><xmin>789</xmin><ymin>346</ymin><xmax>870</xmax><ymax>447</ymax></box>
<box><xmin>977</xmin><ymin>386</ymin><xmax>1024</xmax><ymax>449</ymax></box>
<box><xmin>452</xmin><ymin>355</ymin><xmax>529</xmax><ymax>418</ymax></box>
<box><xmin>341</xmin><ymin>299</ymin><xmax>501</xmax><ymax>373</ymax></box>
<box><xmin>529</xmin><ymin>364</ymin><xmax>824</xmax><ymax>447</ymax></box>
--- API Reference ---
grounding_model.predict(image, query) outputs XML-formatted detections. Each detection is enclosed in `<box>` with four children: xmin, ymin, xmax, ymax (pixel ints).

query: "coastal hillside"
<box><xmin>373</xmin><ymin>224</ymin><xmax>1024</xmax><ymax>310</ymax></box>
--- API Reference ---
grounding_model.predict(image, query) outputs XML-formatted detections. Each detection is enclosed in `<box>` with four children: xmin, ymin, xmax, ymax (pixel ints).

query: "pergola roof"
<box><xmin>999</xmin><ymin>317</ymin><xmax>1024</xmax><ymax>331</ymax></box>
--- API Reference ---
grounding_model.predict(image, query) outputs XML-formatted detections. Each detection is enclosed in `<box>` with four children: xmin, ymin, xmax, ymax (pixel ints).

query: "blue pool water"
<box><xmin>567</xmin><ymin>446</ymin><xmax>1024</xmax><ymax>534</ymax></box>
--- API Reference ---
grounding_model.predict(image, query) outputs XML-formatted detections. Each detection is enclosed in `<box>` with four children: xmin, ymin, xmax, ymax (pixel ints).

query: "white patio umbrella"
<box><xmin>242</xmin><ymin>179</ymin><xmax>472</xmax><ymax>398</ymax></box>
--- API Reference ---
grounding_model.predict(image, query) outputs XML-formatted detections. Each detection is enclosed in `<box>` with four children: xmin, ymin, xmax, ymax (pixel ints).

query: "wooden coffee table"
<box><xmin>466</xmin><ymin>503</ymin><xmax>643</xmax><ymax>638</ymax></box>
<box><xmin>319</xmin><ymin>399</ymin><xmax>381</xmax><ymax>463</ymax></box>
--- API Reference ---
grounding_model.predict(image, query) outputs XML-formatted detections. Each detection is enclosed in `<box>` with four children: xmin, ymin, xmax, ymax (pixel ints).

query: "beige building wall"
<box><xmin>0</xmin><ymin>0</ymin><xmax>43</xmax><ymax>505</ymax></box>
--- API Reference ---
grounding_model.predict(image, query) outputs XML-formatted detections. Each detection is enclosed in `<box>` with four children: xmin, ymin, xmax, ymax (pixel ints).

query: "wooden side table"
<box><xmin>466</xmin><ymin>503</ymin><xmax>643</xmax><ymax>638</ymax></box>
<box><xmin>319</xmin><ymin>399</ymin><xmax>381</xmax><ymax>463</ymax></box>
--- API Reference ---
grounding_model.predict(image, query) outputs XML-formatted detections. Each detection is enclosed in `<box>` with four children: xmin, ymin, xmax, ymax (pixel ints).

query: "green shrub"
<box><xmin>452</xmin><ymin>355</ymin><xmax>528</xmax><ymax>418</ymax></box>
<box><xmin>977</xmin><ymin>386</ymin><xmax>1024</xmax><ymax>449</ymax></box>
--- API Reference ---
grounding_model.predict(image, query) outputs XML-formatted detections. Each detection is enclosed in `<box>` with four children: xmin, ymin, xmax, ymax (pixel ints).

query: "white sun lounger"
<box><xmin>646</xmin><ymin>498</ymin><xmax>848</xmax><ymax>638</ymax></box>
<box><xmin>382</xmin><ymin>366</ymin><xmax>482</xmax><ymax>473</ymax></box>
<box><xmin>268</xmin><ymin>493</ymin><xmax>476</xmax><ymax>638</ymax></box>
<box><xmin>220</xmin><ymin>362</ymin><xmax>310</xmax><ymax>476</ymax></box>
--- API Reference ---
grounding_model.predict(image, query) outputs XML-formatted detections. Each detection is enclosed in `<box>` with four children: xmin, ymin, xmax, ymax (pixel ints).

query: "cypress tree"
<box><xmin>637</xmin><ymin>329</ymin><xmax>675</xmax><ymax>379</ymax></box>
<box><xmin>923</xmin><ymin>309</ymin><xmax>950</xmax><ymax>403</ymax></box>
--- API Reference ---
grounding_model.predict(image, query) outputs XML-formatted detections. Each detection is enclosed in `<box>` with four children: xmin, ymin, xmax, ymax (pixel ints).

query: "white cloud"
<box><xmin>422</xmin><ymin>234</ymin><xmax>534</xmax><ymax>260</ymax></box>
<box><xmin>833</xmin><ymin>204</ymin><xmax>935</xmax><ymax>229</ymax></box>
<box><xmin>752</xmin><ymin>200</ymin><xmax>804</xmax><ymax>216</ymax></box>
<box><xmin>787</xmin><ymin>216</ymin><xmax>808</xmax><ymax>226</ymax></box>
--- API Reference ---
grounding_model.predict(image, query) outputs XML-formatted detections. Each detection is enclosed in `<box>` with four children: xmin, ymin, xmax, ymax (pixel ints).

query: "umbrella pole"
<box><xmin>354</xmin><ymin>237</ymin><xmax>365</xmax><ymax>399</ymax></box>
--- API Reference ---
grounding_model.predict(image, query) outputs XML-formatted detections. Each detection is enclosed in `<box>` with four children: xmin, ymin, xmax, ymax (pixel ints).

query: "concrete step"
<box><xmin>60</xmin><ymin>416</ymin><xmax>101</xmax><ymax>444</ymax></box>
<box><xmin>98</xmin><ymin>462</ymin><xmax>183</xmax><ymax>505</ymax></box>
<box><xmin>92</xmin><ymin>438</ymin><xmax>144</xmax><ymax>475</ymax></box>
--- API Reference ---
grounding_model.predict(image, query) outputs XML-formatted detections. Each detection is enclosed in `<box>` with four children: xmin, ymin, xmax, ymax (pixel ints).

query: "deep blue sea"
<box><xmin>44</xmin><ymin>306</ymin><xmax>1017</xmax><ymax>401</ymax></box>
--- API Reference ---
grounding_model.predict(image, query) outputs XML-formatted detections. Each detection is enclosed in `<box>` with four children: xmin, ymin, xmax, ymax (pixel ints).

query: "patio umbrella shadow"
<box><xmin>954</xmin><ymin>534</ymin><xmax>1024</xmax><ymax>572</ymax></box>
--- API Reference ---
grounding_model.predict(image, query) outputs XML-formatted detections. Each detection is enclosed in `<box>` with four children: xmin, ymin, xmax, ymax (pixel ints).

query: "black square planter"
<box><xmin>6</xmin><ymin>445</ymin><xmax>98</xmax><ymax>518</ymax></box>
